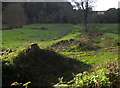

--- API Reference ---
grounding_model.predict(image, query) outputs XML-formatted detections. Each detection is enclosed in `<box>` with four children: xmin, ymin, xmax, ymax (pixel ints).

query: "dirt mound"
<box><xmin>51</xmin><ymin>39</ymin><xmax>79</xmax><ymax>50</ymax></box>
<box><xmin>31</xmin><ymin>27</ymin><xmax>48</xmax><ymax>30</ymax></box>
<box><xmin>0</xmin><ymin>28</ymin><xmax>11</xmax><ymax>30</ymax></box>
<box><xmin>52</xmin><ymin>39</ymin><xmax>76</xmax><ymax>46</ymax></box>
<box><xmin>2</xmin><ymin>43</ymin><xmax>92</xmax><ymax>87</ymax></box>
<box><xmin>50</xmin><ymin>39</ymin><xmax>100</xmax><ymax>51</ymax></box>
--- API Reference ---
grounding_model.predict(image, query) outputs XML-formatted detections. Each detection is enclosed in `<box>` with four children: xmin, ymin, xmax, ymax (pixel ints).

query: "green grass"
<box><xmin>1</xmin><ymin>24</ymin><xmax>83</xmax><ymax>50</ymax></box>
<box><xmin>104</xmin><ymin>33</ymin><xmax>119</xmax><ymax>40</ymax></box>
<box><xmin>1</xmin><ymin>23</ymin><xmax>119</xmax><ymax>64</ymax></box>
<box><xmin>2</xmin><ymin>23</ymin><xmax>119</xmax><ymax>50</ymax></box>
<box><xmin>89</xmin><ymin>24</ymin><xmax>118</xmax><ymax>34</ymax></box>
<box><xmin>59</xmin><ymin>46</ymin><xmax>119</xmax><ymax>65</ymax></box>
<box><xmin>1</xmin><ymin>23</ymin><xmax>120</xmax><ymax>87</ymax></box>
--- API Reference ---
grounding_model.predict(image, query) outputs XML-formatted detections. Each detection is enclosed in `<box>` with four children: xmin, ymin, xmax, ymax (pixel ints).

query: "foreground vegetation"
<box><xmin>1</xmin><ymin>23</ymin><xmax>120</xmax><ymax>87</ymax></box>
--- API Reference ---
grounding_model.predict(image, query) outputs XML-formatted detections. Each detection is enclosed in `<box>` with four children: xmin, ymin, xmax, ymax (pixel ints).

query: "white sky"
<box><xmin>94</xmin><ymin>0</ymin><xmax>119</xmax><ymax>11</ymax></box>
<box><xmin>3</xmin><ymin>0</ymin><xmax>119</xmax><ymax>11</ymax></box>
<box><xmin>69</xmin><ymin>0</ymin><xmax>119</xmax><ymax>11</ymax></box>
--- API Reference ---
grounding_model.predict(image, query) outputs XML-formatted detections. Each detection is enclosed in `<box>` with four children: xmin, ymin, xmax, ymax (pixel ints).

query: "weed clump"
<box><xmin>54</xmin><ymin>68</ymin><xmax>120</xmax><ymax>88</ymax></box>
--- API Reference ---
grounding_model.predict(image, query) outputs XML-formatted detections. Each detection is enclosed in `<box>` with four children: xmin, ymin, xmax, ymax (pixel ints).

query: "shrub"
<box><xmin>54</xmin><ymin>68</ymin><xmax>111</xmax><ymax>88</ymax></box>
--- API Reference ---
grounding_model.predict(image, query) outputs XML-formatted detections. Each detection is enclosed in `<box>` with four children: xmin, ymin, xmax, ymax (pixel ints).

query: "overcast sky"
<box><xmin>2</xmin><ymin>0</ymin><xmax>120</xmax><ymax>11</ymax></box>
<box><xmin>94</xmin><ymin>0</ymin><xmax>119</xmax><ymax>11</ymax></box>
<box><xmin>69</xmin><ymin>0</ymin><xmax>119</xmax><ymax>11</ymax></box>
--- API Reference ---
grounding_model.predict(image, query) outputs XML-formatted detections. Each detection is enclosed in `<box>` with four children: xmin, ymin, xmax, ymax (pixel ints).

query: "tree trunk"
<box><xmin>84</xmin><ymin>9</ymin><xmax>88</xmax><ymax>33</ymax></box>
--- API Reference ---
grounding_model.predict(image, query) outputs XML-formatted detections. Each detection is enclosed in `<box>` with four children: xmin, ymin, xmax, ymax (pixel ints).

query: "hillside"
<box><xmin>1</xmin><ymin>24</ymin><xmax>120</xmax><ymax>87</ymax></box>
<box><xmin>1</xmin><ymin>24</ymin><xmax>80</xmax><ymax>50</ymax></box>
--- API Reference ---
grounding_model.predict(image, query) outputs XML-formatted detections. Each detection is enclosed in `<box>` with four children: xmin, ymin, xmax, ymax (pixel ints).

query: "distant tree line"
<box><xmin>88</xmin><ymin>8</ymin><xmax>119</xmax><ymax>23</ymax></box>
<box><xmin>2</xmin><ymin>2</ymin><xmax>119</xmax><ymax>29</ymax></box>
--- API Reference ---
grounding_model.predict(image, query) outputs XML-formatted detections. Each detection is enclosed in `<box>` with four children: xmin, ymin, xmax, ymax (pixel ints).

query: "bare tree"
<box><xmin>72</xmin><ymin>0</ymin><xmax>95</xmax><ymax>34</ymax></box>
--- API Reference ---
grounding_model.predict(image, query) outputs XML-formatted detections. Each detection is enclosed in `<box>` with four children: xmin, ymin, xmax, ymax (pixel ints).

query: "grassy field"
<box><xmin>1</xmin><ymin>24</ymin><xmax>82</xmax><ymax>50</ymax></box>
<box><xmin>1</xmin><ymin>24</ymin><xmax>119</xmax><ymax>49</ymax></box>
<box><xmin>1</xmin><ymin>23</ymin><xmax>120</xmax><ymax>87</ymax></box>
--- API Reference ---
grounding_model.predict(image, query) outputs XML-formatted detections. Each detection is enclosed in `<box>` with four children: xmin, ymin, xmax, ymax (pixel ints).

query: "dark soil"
<box><xmin>50</xmin><ymin>39</ymin><xmax>100</xmax><ymax>51</ymax></box>
<box><xmin>2</xmin><ymin>43</ymin><xmax>92</xmax><ymax>87</ymax></box>
<box><xmin>31</xmin><ymin>27</ymin><xmax>48</xmax><ymax>30</ymax></box>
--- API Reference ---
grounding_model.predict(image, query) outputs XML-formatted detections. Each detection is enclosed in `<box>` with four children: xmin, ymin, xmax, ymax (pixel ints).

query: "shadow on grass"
<box><xmin>2</xmin><ymin>44</ymin><xmax>92</xmax><ymax>87</ymax></box>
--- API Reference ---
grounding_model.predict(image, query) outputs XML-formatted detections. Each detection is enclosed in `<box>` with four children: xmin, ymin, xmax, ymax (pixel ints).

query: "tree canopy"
<box><xmin>3</xmin><ymin>3</ymin><xmax>27</xmax><ymax>29</ymax></box>
<box><xmin>2</xmin><ymin>2</ymin><xmax>119</xmax><ymax>27</ymax></box>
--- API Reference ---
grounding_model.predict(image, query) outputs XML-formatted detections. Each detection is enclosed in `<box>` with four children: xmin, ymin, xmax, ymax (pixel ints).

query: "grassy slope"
<box><xmin>53</xmin><ymin>24</ymin><xmax>119</xmax><ymax>87</ymax></box>
<box><xmin>2</xmin><ymin>24</ymin><xmax>119</xmax><ymax>49</ymax></box>
<box><xmin>1</xmin><ymin>23</ymin><xmax>119</xmax><ymax>87</ymax></box>
<box><xmin>1</xmin><ymin>24</ymin><xmax>83</xmax><ymax>50</ymax></box>
<box><xmin>2</xmin><ymin>23</ymin><xmax>119</xmax><ymax>69</ymax></box>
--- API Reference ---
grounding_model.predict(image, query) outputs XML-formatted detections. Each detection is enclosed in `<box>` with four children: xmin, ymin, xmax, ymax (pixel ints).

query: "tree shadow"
<box><xmin>2</xmin><ymin>44</ymin><xmax>92</xmax><ymax>87</ymax></box>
